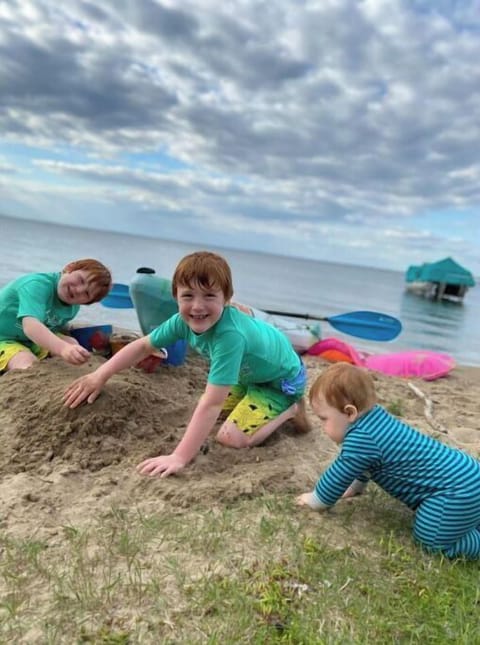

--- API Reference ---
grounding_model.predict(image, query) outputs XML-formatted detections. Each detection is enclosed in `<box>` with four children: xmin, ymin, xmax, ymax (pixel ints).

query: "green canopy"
<box><xmin>405</xmin><ymin>257</ymin><xmax>475</xmax><ymax>287</ymax></box>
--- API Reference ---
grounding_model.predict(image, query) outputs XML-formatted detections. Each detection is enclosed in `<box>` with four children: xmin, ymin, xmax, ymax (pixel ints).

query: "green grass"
<box><xmin>386</xmin><ymin>399</ymin><xmax>405</xmax><ymax>417</ymax></box>
<box><xmin>1</xmin><ymin>492</ymin><xmax>479</xmax><ymax>644</ymax></box>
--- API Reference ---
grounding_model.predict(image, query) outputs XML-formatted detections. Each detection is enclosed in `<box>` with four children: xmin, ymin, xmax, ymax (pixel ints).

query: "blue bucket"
<box><xmin>70</xmin><ymin>325</ymin><xmax>113</xmax><ymax>351</ymax></box>
<box><xmin>164</xmin><ymin>339</ymin><xmax>188</xmax><ymax>366</ymax></box>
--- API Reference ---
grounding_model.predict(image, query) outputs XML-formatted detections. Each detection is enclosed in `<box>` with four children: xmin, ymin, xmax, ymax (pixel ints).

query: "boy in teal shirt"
<box><xmin>64</xmin><ymin>251</ymin><xmax>310</xmax><ymax>476</ymax></box>
<box><xmin>0</xmin><ymin>258</ymin><xmax>111</xmax><ymax>371</ymax></box>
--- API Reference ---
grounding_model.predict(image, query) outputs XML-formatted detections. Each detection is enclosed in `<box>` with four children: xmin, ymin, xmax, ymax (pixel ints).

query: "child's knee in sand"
<box><xmin>216</xmin><ymin>422</ymin><xmax>279</xmax><ymax>449</ymax></box>
<box><xmin>5</xmin><ymin>349</ymin><xmax>38</xmax><ymax>371</ymax></box>
<box><xmin>216</xmin><ymin>401</ymin><xmax>302</xmax><ymax>449</ymax></box>
<box><xmin>216</xmin><ymin>422</ymin><xmax>250</xmax><ymax>449</ymax></box>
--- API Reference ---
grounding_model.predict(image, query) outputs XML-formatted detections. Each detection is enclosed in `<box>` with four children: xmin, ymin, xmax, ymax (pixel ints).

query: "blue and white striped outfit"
<box><xmin>313</xmin><ymin>405</ymin><xmax>480</xmax><ymax>559</ymax></box>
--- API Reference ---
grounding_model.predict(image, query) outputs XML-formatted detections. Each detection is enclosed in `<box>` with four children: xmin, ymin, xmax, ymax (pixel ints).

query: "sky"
<box><xmin>1</xmin><ymin>0</ymin><xmax>480</xmax><ymax>274</ymax></box>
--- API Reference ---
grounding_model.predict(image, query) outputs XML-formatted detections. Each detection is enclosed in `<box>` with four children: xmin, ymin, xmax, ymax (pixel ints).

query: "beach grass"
<box><xmin>1</xmin><ymin>490</ymin><xmax>478</xmax><ymax>644</ymax></box>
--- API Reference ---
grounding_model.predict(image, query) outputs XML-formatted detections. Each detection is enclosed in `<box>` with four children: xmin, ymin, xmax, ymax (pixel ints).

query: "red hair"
<box><xmin>172</xmin><ymin>252</ymin><xmax>233</xmax><ymax>300</ymax></box>
<box><xmin>62</xmin><ymin>258</ymin><xmax>112</xmax><ymax>303</ymax></box>
<box><xmin>309</xmin><ymin>362</ymin><xmax>376</xmax><ymax>414</ymax></box>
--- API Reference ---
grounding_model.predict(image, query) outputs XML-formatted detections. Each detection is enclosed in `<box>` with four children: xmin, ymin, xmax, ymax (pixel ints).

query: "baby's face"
<box><xmin>58</xmin><ymin>270</ymin><xmax>95</xmax><ymax>305</ymax></box>
<box><xmin>311</xmin><ymin>394</ymin><xmax>354</xmax><ymax>444</ymax></box>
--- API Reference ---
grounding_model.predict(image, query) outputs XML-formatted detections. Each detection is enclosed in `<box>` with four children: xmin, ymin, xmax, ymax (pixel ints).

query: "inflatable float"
<box><xmin>307</xmin><ymin>337</ymin><xmax>455</xmax><ymax>381</ymax></box>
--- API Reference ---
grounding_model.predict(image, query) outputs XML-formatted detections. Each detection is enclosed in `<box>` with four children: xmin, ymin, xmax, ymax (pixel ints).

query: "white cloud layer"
<box><xmin>1</xmin><ymin>0</ymin><xmax>479</xmax><ymax>273</ymax></box>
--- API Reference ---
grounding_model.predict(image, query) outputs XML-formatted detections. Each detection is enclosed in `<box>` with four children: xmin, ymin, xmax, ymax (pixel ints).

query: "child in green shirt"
<box><xmin>0</xmin><ymin>258</ymin><xmax>111</xmax><ymax>371</ymax></box>
<box><xmin>64</xmin><ymin>251</ymin><xmax>310</xmax><ymax>476</ymax></box>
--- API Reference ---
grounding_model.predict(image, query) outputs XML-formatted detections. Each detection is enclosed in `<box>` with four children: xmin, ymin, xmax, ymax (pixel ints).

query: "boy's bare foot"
<box><xmin>292</xmin><ymin>398</ymin><xmax>312</xmax><ymax>434</ymax></box>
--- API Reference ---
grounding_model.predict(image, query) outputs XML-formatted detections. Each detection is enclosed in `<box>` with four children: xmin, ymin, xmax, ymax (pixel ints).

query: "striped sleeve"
<box><xmin>314</xmin><ymin>429</ymin><xmax>381</xmax><ymax>507</ymax></box>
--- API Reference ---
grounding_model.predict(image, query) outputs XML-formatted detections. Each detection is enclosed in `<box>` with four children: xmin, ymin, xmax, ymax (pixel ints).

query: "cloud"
<box><xmin>0</xmin><ymin>159</ymin><xmax>17</xmax><ymax>175</ymax></box>
<box><xmin>0</xmin><ymin>0</ymin><xmax>479</xmax><ymax>272</ymax></box>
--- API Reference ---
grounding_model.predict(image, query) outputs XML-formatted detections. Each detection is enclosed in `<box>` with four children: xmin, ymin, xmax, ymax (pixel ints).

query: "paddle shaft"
<box><xmin>263</xmin><ymin>310</ymin><xmax>397</xmax><ymax>325</ymax></box>
<box><xmin>264</xmin><ymin>310</ymin><xmax>330</xmax><ymax>322</ymax></box>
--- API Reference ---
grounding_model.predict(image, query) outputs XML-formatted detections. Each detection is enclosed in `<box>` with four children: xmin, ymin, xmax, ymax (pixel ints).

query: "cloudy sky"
<box><xmin>1</xmin><ymin>0</ymin><xmax>480</xmax><ymax>273</ymax></box>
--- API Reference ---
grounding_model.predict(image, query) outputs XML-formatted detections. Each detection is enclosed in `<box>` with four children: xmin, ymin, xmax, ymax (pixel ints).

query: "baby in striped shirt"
<box><xmin>297</xmin><ymin>362</ymin><xmax>480</xmax><ymax>559</ymax></box>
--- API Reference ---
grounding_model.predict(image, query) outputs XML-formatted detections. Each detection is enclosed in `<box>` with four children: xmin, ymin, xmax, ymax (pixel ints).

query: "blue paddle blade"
<box><xmin>327</xmin><ymin>311</ymin><xmax>402</xmax><ymax>341</ymax></box>
<box><xmin>264</xmin><ymin>308</ymin><xmax>402</xmax><ymax>341</ymax></box>
<box><xmin>101</xmin><ymin>283</ymin><xmax>134</xmax><ymax>308</ymax></box>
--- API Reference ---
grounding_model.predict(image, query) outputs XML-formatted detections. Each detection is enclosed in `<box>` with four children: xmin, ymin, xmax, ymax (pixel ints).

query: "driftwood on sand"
<box><xmin>407</xmin><ymin>381</ymin><xmax>449</xmax><ymax>437</ymax></box>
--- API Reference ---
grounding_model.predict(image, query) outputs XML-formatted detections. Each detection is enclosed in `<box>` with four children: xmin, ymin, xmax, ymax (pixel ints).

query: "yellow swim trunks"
<box><xmin>0</xmin><ymin>340</ymin><xmax>49</xmax><ymax>372</ymax></box>
<box><xmin>222</xmin><ymin>383</ymin><xmax>296</xmax><ymax>436</ymax></box>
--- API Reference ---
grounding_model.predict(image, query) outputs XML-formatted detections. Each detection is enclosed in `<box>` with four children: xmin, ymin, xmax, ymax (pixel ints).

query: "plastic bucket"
<box><xmin>70</xmin><ymin>325</ymin><xmax>113</xmax><ymax>351</ymax></box>
<box><xmin>109</xmin><ymin>331</ymin><xmax>141</xmax><ymax>354</ymax></box>
<box><xmin>136</xmin><ymin>354</ymin><xmax>164</xmax><ymax>373</ymax></box>
<box><xmin>164</xmin><ymin>339</ymin><xmax>188</xmax><ymax>366</ymax></box>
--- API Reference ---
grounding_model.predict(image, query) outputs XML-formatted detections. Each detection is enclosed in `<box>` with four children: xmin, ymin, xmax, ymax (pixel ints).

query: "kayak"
<box><xmin>248</xmin><ymin>306</ymin><xmax>320</xmax><ymax>353</ymax></box>
<box><xmin>128</xmin><ymin>268</ymin><xmax>320</xmax><ymax>353</ymax></box>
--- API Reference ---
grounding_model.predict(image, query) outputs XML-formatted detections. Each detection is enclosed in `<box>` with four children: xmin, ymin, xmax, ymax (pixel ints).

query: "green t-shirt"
<box><xmin>149</xmin><ymin>305</ymin><xmax>302</xmax><ymax>389</ymax></box>
<box><xmin>0</xmin><ymin>272</ymin><xmax>80</xmax><ymax>345</ymax></box>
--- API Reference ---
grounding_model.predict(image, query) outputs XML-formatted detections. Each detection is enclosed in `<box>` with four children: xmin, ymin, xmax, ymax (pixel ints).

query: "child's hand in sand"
<box><xmin>296</xmin><ymin>492</ymin><xmax>326</xmax><ymax>511</ymax></box>
<box><xmin>64</xmin><ymin>372</ymin><xmax>106</xmax><ymax>408</ymax></box>
<box><xmin>60</xmin><ymin>342</ymin><xmax>91</xmax><ymax>366</ymax></box>
<box><xmin>137</xmin><ymin>453</ymin><xmax>186</xmax><ymax>478</ymax></box>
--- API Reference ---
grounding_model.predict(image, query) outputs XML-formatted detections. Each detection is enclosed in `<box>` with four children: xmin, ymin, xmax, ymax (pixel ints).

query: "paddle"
<box><xmin>263</xmin><ymin>310</ymin><xmax>402</xmax><ymax>341</ymax></box>
<box><xmin>100</xmin><ymin>283</ymin><xmax>134</xmax><ymax>308</ymax></box>
<box><xmin>101</xmin><ymin>285</ymin><xmax>402</xmax><ymax>341</ymax></box>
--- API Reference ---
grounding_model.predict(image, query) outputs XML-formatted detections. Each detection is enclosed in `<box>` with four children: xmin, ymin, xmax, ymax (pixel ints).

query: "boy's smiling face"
<box><xmin>57</xmin><ymin>270</ymin><xmax>95</xmax><ymax>305</ymax></box>
<box><xmin>176</xmin><ymin>282</ymin><xmax>227</xmax><ymax>334</ymax></box>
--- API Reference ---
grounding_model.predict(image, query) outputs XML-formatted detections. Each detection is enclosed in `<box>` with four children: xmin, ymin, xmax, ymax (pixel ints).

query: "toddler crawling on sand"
<box><xmin>297</xmin><ymin>362</ymin><xmax>480</xmax><ymax>559</ymax></box>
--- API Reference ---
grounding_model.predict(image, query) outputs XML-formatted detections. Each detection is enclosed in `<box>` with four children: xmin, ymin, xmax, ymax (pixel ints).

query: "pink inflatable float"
<box><xmin>307</xmin><ymin>337</ymin><xmax>455</xmax><ymax>381</ymax></box>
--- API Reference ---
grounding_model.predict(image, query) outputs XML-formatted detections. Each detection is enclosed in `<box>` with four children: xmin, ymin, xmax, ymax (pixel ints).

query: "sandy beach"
<box><xmin>1</xmin><ymin>352</ymin><xmax>479</xmax><ymax>540</ymax></box>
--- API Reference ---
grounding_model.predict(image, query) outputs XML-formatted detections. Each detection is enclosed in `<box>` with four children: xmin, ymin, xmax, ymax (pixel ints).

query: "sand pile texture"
<box><xmin>0</xmin><ymin>353</ymin><xmax>478</xmax><ymax>539</ymax></box>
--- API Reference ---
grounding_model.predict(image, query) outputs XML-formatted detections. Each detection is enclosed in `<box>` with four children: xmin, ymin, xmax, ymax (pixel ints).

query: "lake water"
<box><xmin>2</xmin><ymin>214</ymin><xmax>479</xmax><ymax>366</ymax></box>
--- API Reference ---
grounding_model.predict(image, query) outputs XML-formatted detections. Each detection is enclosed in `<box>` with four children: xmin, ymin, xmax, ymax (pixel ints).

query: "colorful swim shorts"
<box><xmin>0</xmin><ymin>340</ymin><xmax>49</xmax><ymax>372</ymax></box>
<box><xmin>222</xmin><ymin>363</ymin><xmax>307</xmax><ymax>436</ymax></box>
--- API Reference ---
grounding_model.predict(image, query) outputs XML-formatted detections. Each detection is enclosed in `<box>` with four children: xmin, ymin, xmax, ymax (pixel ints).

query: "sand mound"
<box><xmin>0</xmin><ymin>356</ymin><xmax>201</xmax><ymax>474</ymax></box>
<box><xmin>0</xmin><ymin>353</ymin><xmax>478</xmax><ymax>538</ymax></box>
